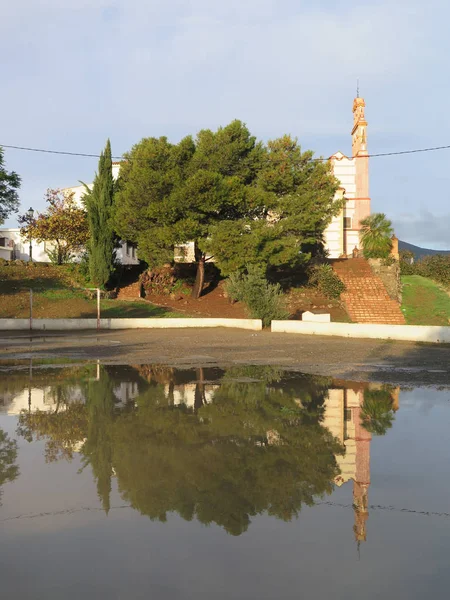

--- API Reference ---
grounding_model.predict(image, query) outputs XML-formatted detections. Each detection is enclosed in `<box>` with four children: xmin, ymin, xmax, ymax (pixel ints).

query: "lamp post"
<box><xmin>27</xmin><ymin>207</ymin><xmax>34</xmax><ymax>262</ymax></box>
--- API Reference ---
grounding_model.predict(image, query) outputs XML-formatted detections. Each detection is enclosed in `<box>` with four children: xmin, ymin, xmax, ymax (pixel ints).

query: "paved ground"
<box><xmin>1</xmin><ymin>329</ymin><xmax>450</xmax><ymax>386</ymax></box>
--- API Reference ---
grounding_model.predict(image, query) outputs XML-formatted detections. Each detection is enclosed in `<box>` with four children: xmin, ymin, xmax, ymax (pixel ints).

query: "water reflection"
<box><xmin>0</xmin><ymin>428</ymin><xmax>19</xmax><ymax>505</ymax></box>
<box><xmin>2</xmin><ymin>363</ymin><xmax>399</xmax><ymax>539</ymax></box>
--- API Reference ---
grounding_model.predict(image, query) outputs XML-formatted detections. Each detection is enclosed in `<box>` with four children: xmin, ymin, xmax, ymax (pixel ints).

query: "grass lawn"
<box><xmin>98</xmin><ymin>300</ymin><xmax>185</xmax><ymax>319</ymax></box>
<box><xmin>401</xmin><ymin>275</ymin><xmax>450</xmax><ymax>325</ymax></box>
<box><xmin>0</xmin><ymin>264</ymin><xmax>185</xmax><ymax>319</ymax></box>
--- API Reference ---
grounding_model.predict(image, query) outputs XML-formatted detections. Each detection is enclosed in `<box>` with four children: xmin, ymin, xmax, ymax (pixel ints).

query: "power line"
<box><xmin>2</xmin><ymin>142</ymin><xmax>450</xmax><ymax>163</ymax></box>
<box><xmin>0</xmin><ymin>143</ymin><xmax>123</xmax><ymax>160</ymax></box>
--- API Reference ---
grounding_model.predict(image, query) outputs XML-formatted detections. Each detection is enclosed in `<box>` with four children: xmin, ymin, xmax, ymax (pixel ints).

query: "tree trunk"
<box><xmin>191</xmin><ymin>252</ymin><xmax>205</xmax><ymax>299</ymax></box>
<box><xmin>194</xmin><ymin>367</ymin><xmax>206</xmax><ymax>410</ymax></box>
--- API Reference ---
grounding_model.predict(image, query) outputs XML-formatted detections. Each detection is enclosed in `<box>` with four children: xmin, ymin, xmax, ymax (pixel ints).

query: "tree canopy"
<box><xmin>20</xmin><ymin>189</ymin><xmax>89</xmax><ymax>264</ymax></box>
<box><xmin>114</xmin><ymin>122</ymin><xmax>340</xmax><ymax>297</ymax></box>
<box><xmin>0</xmin><ymin>147</ymin><xmax>21</xmax><ymax>225</ymax></box>
<box><xmin>206</xmin><ymin>135</ymin><xmax>341</xmax><ymax>275</ymax></box>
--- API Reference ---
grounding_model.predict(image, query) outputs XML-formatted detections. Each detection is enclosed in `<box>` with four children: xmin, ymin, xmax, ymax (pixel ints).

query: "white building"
<box><xmin>0</xmin><ymin>162</ymin><xmax>139</xmax><ymax>265</ymax></box>
<box><xmin>324</xmin><ymin>96</ymin><xmax>371</xmax><ymax>258</ymax></box>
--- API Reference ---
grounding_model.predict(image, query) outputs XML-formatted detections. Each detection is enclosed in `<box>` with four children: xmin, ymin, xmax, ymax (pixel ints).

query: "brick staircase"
<box><xmin>116</xmin><ymin>281</ymin><xmax>142</xmax><ymax>300</ymax></box>
<box><xmin>332</xmin><ymin>258</ymin><xmax>405</xmax><ymax>324</ymax></box>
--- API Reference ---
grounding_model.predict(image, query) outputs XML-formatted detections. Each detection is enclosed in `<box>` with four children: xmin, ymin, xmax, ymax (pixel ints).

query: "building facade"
<box><xmin>324</xmin><ymin>96</ymin><xmax>371</xmax><ymax>258</ymax></box>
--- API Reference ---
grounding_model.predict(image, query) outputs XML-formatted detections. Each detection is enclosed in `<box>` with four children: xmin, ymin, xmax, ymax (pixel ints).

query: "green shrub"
<box><xmin>416</xmin><ymin>254</ymin><xmax>450</xmax><ymax>286</ymax></box>
<box><xmin>78</xmin><ymin>252</ymin><xmax>91</xmax><ymax>283</ymax></box>
<box><xmin>308</xmin><ymin>264</ymin><xmax>346</xmax><ymax>299</ymax></box>
<box><xmin>226</xmin><ymin>265</ymin><xmax>289</xmax><ymax>327</ymax></box>
<box><xmin>381</xmin><ymin>255</ymin><xmax>397</xmax><ymax>267</ymax></box>
<box><xmin>399</xmin><ymin>250</ymin><xmax>416</xmax><ymax>275</ymax></box>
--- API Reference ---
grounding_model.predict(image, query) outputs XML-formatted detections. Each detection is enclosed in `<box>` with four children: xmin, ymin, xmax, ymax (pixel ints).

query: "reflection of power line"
<box><xmin>317</xmin><ymin>501</ymin><xmax>450</xmax><ymax>519</ymax></box>
<box><xmin>0</xmin><ymin>504</ymin><xmax>132</xmax><ymax>523</ymax></box>
<box><xmin>2</xmin><ymin>501</ymin><xmax>450</xmax><ymax>524</ymax></box>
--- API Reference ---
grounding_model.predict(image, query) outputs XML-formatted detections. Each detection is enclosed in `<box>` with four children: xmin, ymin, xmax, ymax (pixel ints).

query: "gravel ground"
<box><xmin>1</xmin><ymin>328</ymin><xmax>450</xmax><ymax>387</ymax></box>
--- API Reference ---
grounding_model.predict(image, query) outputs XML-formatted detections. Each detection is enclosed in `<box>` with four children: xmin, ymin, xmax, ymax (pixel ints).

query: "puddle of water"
<box><xmin>0</xmin><ymin>364</ymin><xmax>449</xmax><ymax>599</ymax></box>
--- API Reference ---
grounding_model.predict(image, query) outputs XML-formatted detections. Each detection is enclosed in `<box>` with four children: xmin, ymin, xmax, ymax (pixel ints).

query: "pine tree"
<box><xmin>84</xmin><ymin>140</ymin><xmax>116</xmax><ymax>287</ymax></box>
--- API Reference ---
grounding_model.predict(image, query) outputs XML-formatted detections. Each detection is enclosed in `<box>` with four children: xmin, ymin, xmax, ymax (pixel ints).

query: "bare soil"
<box><xmin>144</xmin><ymin>280</ymin><xmax>350</xmax><ymax>321</ymax></box>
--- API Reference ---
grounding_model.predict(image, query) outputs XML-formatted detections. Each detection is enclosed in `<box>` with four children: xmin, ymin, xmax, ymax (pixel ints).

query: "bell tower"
<box><xmin>351</xmin><ymin>95</ymin><xmax>371</xmax><ymax>234</ymax></box>
<box><xmin>352</xmin><ymin>97</ymin><xmax>368</xmax><ymax>157</ymax></box>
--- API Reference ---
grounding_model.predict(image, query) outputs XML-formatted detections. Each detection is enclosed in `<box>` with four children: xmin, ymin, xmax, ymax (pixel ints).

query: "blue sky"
<box><xmin>2</xmin><ymin>0</ymin><xmax>450</xmax><ymax>248</ymax></box>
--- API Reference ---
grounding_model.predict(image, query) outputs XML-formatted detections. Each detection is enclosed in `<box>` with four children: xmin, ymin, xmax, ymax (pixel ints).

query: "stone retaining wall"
<box><xmin>368</xmin><ymin>258</ymin><xmax>402</xmax><ymax>303</ymax></box>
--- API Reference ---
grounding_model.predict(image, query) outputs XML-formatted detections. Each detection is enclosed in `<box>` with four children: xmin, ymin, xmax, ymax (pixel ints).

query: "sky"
<box><xmin>1</xmin><ymin>0</ymin><xmax>450</xmax><ymax>248</ymax></box>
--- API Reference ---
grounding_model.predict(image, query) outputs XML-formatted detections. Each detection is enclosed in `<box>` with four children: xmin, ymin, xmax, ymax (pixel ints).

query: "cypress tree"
<box><xmin>84</xmin><ymin>140</ymin><xmax>116</xmax><ymax>287</ymax></box>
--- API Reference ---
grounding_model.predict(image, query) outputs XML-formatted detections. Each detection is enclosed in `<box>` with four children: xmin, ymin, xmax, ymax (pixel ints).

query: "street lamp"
<box><xmin>27</xmin><ymin>207</ymin><xmax>34</xmax><ymax>262</ymax></box>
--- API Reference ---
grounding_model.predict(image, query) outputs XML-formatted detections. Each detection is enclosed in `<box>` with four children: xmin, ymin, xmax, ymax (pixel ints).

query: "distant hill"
<box><xmin>399</xmin><ymin>240</ymin><xmax>450</xmax><ymax>259</ymax></box>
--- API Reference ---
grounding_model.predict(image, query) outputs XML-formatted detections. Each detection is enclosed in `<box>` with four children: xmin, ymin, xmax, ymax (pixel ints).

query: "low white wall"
<box><xmin>0</xmin><ymin>319</ymin><xmax>31</xmax><ymax>330</ymax></box>
<box><xmin>271</xmin><ymin>320</ymin><xmax>450</xmax><ymax>344</ymax></box>
<box><xmin>0</xmin><ymin>318</ymin><xmax>262</xmax><ymax>332</ymax></box>
<box><xmin>105</xmin><ymin>318</ymin><xmax>261</xmax><ymax>330</ymax></box>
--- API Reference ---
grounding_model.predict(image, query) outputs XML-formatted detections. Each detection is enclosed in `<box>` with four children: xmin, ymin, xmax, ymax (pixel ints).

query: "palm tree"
<box><xmin>359</xmin><ymin>213</ymin><xmax>394</xmax><ymax>259</ymax></box>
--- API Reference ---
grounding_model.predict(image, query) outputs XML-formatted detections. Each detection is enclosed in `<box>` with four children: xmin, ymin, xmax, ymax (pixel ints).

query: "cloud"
<box><xmin>393</xmin><ymin>211</ymin><xmax>450</xmax><ymax>250</ymax></box>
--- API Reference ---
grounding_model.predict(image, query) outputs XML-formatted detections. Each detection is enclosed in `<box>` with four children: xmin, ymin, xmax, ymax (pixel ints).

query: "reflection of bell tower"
<box><xmin>351</xmin><ymin>95</ymin><xmax>371</xmax><ymax>236</ymax></box>
<box><xmin>352</xmin><ymin>392</ymin><xmax>371</xmax><ymax>544</ymax></box>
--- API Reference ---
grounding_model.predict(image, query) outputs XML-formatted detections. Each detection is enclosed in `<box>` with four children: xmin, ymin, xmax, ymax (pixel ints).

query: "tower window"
<box><xmin>343</xmin><ymin>217</ymin><xmax>352</xmax><ymax>229</ymax></box>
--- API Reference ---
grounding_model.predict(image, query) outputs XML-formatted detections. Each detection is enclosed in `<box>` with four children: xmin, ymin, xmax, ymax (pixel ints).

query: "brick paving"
<box><xmin>332</xmin><ymin>258</ymin><xmax>405</xmax><ymax>324</ymax></box>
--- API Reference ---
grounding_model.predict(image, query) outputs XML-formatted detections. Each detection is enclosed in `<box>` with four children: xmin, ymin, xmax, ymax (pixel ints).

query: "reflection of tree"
<box><xmin>0</xmin><ymin>429</ymin><xmax>19</xmax><ymax>505</ymax></box>
<box><xmin>111</xmin><ymin>376</ymin><xmax>343</xmax><ymax>535</ymax></box>
<box><xmin>361</xmin><ymin>387</ymin><xmax>396</xmax><ymax>436</ymax></box>
<box><xmin>17</xmin><ymin>402</ymin><xmax>88</xmax><ymax>462</ymax></box>
<box><xmin>16</xmin><ymin>365</ymin><xmax>345</xmax><ymax>535</ymax></box>
<box><xmin>81</xmin><ymin>375</ymin><xmax>116</xmax><ymax>514</ymax></box>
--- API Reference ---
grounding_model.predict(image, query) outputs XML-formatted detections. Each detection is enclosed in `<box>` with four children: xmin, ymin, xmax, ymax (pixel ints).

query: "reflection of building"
<box><xmin>322</xmin><ymin>385</ymin><xmax>398</xmax><ymax>544</ymax></box>
<box><xmin>1</xmin><ymin>386</ymin><xmax>85</xmax><ymax>415</ymax></box>
<box><xmin>113</xmin><ymin>381</ymin><xmax>141</xmax><ymax>407</ymax></box>
<box><xmin>164</xmin><ymin>382</ymin><xmax>219</xmax><ymax>408</ymax></box>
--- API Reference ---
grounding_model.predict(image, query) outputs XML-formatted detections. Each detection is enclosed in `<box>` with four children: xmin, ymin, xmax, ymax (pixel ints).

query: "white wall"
<box><xmin>0</xmin><ymin>318</ymin><xmax>263</xmax><ymax>331</ymax></box>
<box><xmin>324</xmin><ymin>153</ymin><xmax>358</xmax><ymax>258</ymax></box>
<box><xmin>0</xmin><ymin>228</ymin><xmax>51</xmax><ymax>262</ymax></box>
<box><xmin>271</xmin><ymin>320</ymin><xmax>450</xmax><ymax>344</ymax></box>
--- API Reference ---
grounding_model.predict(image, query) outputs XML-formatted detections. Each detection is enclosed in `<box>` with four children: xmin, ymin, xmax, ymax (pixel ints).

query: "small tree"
<box><xmin>83</xmin><ymin>139</ymin><xmax>116</xmax><ymax>287</ymax></box>
<box><xmin>20</xmin><ymin>189</ymin><xmax>89</xmax><ymax>264</ymax></box>
<box><xmin>226</xmin><ymin>265</ymin><xmax>289</xmax><ymax>327</ymax></box>
<box><xmin>399</xmin><ymin>249</ymin><xmax>416</xmax><ymax>275</ymax></box>
<box><xmin>0</xmin><ymin>147</ymin><xmax>21</xmax><ymax>225</ymax></box>
<box><xmin>359</xmin><ymin>213</ymin><xmax>394</xmax><ymax>259</ymax></box>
